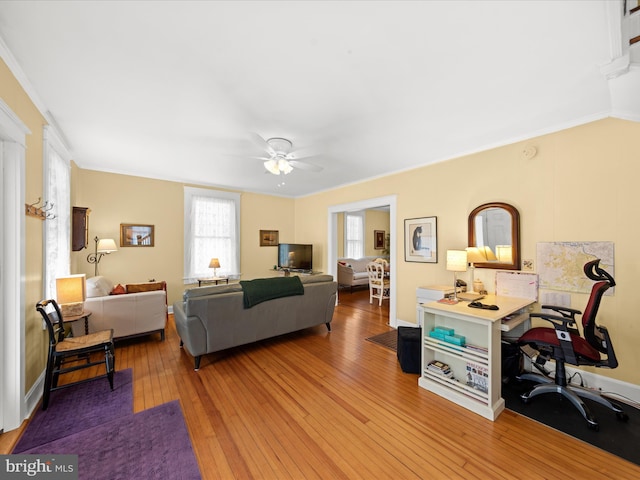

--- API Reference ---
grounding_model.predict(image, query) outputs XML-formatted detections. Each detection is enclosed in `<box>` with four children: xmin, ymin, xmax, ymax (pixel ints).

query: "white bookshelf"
<box><xmin>417</xmin><ymin>295</ymin><xmax>534</xmax><ymax>421</ymax></box>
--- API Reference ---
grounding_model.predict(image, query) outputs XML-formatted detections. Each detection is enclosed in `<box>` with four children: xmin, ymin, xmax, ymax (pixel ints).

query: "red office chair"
<box><xmin>517</xmin><ymin>259</ymin><xmax>628</xmax><ymax>430</ymax></box>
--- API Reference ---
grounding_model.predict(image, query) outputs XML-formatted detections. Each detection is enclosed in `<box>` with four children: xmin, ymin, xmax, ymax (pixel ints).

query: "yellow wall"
<box><xmin>71</xmin><ymin>170</ymin><xmax>295</xmax><ymax>305</ymax></box>
<box><xmin>296</xmin><ymin>117</ymin><xmax>640</xmax><ymax>385</ymax></box>
<box><xmin>365</xmin><ymin>209</ymin><xmax>390</xmax><ymax>256</ymax></box>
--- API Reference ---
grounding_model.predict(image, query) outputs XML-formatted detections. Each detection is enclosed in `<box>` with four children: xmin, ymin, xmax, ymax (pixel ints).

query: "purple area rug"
<box><xmin>13</xmin><ymin>368</ymin><xmax>134</xmax><ymax>453</ymax></box>
<box><xmin>21</xmin><ymin>400</ymin><xmax>201</xmax><ymax>480</ymax></box>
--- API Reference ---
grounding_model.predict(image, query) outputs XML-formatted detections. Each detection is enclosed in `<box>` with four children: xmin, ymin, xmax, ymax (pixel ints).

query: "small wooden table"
<box><xmin>63</xmin><ymin>311</ymin><xmax>92</xmax><ymax>335</ymax></box>
<box><xmin>197</xmin><ymin>277</ymin><xmax>229</xmax><ymax>287</ymax></box>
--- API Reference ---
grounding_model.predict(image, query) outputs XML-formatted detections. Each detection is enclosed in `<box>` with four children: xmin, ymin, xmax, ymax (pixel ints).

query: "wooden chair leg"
<box><xmin>105</xmin><ymin>343</ymin><xmax>115</xmax><ymax>391</ymax></box>
<box><xmin>42</xmin><ymin>350</ymin><xmax>55</xmax><ymax>411</ymax></box>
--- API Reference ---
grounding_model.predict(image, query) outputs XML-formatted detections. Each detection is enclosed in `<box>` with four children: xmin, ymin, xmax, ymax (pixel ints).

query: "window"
<box><xmin>43</xmin><ymin>126</ymin><xmax>71</xmax><ymax>298</ymax></box>
<box><xmin>345</xmin><ymin>212</ymin><xmax>364</xmax><ymax>259</ymax></box>
<box><xmin>184</xmin><ymin>187</ymin><xmax>240</xmax><ymax>282</ymax></box>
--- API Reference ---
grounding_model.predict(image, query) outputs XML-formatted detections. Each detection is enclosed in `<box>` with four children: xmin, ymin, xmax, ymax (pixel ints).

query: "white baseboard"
<box><xmin>23</xmin><ymin>369</ymin><xmax>45</xmax><ymax>422</ymax></box>
<box><xmin>536</xmin><ymin>362</ymin><xmax>640</xmax><ymax>406</ymax></box>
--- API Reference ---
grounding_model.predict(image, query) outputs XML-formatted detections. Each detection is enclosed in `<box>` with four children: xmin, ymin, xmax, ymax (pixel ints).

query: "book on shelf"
<box><xmin>465</xmin><ymin>361</ymin><xmax>488</xmax><ymax>393</ymax></box>
<box><xmin>427</xmin><ymin>360</ymin><xmax>453</xmax><ymax>378</ymax></box>
<box><xmin>466</xmin><ymin>344</ymin><xmax>488</xmax><ymax>354</ymax></box>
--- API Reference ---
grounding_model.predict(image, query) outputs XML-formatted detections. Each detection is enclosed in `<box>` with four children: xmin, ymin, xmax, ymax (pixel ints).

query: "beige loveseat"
<box><xmin>70</xmin><ymin>276</ymin><xmax>168</xmax><ymax>340</ymax></box>
<box><xmin>337</xmin><ymin>256</ymin><xmax>389</xmax><ymax>292</ymax></box>
<box><xmin>173</xmin><ymin>275</ymin><xmax>337</xmax><ymax>370</ymax></box>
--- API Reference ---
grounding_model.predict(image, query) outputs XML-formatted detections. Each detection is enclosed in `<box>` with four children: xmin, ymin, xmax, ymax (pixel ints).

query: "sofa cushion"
<box><xmin>183</xmin><ymin>283</ymin><xmax>243</xmax><ymax>301</ymax></box>
<box><xmin>126</xmin><ymin>281</ymin><xmax>166</xmax><ymax>293</ymax></box>
<box><xmin>300</xmin><ymin>274</ymin><xmax>334</xmax><ymax>285</ymax></box>
<box><xmin>86</xmin><ymin>276</ymin><xmax>114</xmax><ymax>298</ymax></box>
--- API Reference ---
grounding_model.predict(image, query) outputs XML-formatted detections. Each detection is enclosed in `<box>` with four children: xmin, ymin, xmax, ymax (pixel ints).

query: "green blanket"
<box><xmin>240</xmin><ymin>276</ymin><xmax>304</xmax><ymax>308</ymax></box>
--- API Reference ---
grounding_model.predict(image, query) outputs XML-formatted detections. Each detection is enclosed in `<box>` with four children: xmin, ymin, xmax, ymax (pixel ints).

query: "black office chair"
<box><xmin>517</xmin><ymin>259</ymin><xmax>628</xmax><ymax>430</ymax></box>
<box><xmin>37</xmin><ymin>299</ymin><xmax>115</xmax><ymax>410</ymax></box>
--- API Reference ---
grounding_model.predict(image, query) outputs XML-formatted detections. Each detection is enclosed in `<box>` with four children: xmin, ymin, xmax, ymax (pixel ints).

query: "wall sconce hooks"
<box><xmin>25</xmin><ymin>197</ymin><xmax>56</xmax><ymax>220</ymax></box>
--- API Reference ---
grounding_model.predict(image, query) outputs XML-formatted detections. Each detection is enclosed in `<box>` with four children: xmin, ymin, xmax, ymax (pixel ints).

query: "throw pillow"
<box><xmin>110</xmin><ymin>284</ymin><xmax>126</xmax><ymax>295</ymax></box>
<box><xmin>86</xmin><ymin>276</ymin><xmax>114</xmax><ymax>298</ymax></box>
<box><xmin>126</xmin><ymin>282</ymin><xmax>165</xmax><ymax>293</ymax></box>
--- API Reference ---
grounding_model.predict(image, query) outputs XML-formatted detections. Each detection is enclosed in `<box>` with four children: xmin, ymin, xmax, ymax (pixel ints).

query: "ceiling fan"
<box><xmin>250</xmin><ymin>134</ymin><xmax>323</xmax><ymax>175</ymax></box>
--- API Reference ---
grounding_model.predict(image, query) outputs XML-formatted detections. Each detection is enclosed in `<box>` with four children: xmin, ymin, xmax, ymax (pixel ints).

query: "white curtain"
<box><xmin>184</xmin><ymin>187</ymin><xmax>240</xmax><ymax>282</ymax></box>
<box><xmin>44</xmin><ymin>126</ymin><xmax>71</xmax><ymax>299</ymax></box>
<box><xmin>345</xmin><ymin>212</ymin><xmax>364</xmax><ymax>259</ymax></box>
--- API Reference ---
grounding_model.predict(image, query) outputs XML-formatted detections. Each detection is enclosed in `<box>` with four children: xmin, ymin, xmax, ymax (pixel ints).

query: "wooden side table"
<box><xmin>63</xmin><ymin>311</ymin><xmax>92</xmax><ymax>335</ymax></box>
<box><xmin>197</xmin><ymin>277</ymin><xmax>229</xmax><ymax>287</ymax></box>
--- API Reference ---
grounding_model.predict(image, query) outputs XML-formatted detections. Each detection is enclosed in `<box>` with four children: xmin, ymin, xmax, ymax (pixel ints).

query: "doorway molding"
<box><xmin>0</xmin><ymin>98</ymin><xmax>28</xmax><ymax>432</ymax></box>
<box><xmin>327</xmin><ymin>195</ymin><xmax>397</xmax><ymax>327</ymax></box>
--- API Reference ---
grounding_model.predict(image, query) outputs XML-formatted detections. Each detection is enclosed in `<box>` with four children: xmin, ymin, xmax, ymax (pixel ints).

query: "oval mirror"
<box><xmin>468</xmin><ymin>202</ymin><xmax>520</xmax><ymax>270</ymax></box>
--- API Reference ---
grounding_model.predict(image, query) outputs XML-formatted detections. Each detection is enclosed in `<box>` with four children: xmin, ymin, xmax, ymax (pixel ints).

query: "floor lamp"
<box><xmin>87</xmin><ymin>236</ymin><xmax>118</xmax><ymax>276</ymax></box>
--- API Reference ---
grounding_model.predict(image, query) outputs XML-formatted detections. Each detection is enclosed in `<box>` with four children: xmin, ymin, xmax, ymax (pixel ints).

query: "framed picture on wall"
<box><xmin>260</xmin><ymin>229</ymin><xmax>279</xmax><ymax>246</ymax></box>
<box><xmin>374</xmin><ymin>230</ymin><xmax>385</xmax><ymax>249</ymax></box>
<box><xmin>404</xmin><ymin>216</ymin><xmax>437</xmax><ymax>263</ymax></box>
<box><xmin>120</xmin><ymin>224</ymin><xmax>154</xmax><ymax>247</ymax></box>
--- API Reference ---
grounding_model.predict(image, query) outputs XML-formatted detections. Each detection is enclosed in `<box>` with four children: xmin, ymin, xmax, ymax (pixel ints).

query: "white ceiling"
<box><xmin>0</xmin><ymin>1</ymin><xmax>621</xmax><ymax>197</ymax></box>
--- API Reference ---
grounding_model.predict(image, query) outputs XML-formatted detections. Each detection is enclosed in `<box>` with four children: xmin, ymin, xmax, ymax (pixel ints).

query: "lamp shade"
<box><xmin>209</xmin><ymin>258</ymin><xmax>221</xmax><ymax>269</ymax></box>
<box><xmin>446</xmin><ymin>250</ymin><xmax>468</xmax><ymax>272</ymax></box>
<box><xmin>56</xmin><ymin>274</ymin><xmax>86</xmax><ymax>316</ymax></box>
<box><xmin>465</xmin><ymin>247</ymin><xmax>486</xmax><ymax>264</ymax></box>
<box><xmin>97</xmin><ymin>238</ymin><xmax>117</xmax><ymax>253</ymax></box>
<box><xmin>495</xmin><ymin>245</ymin><xmax>513</xmax><ymax>263</ymax></box>
<box><xmin>480</xmin><ymin>246</ymin><xmax>497</xmax><ymax>261</ymax></box>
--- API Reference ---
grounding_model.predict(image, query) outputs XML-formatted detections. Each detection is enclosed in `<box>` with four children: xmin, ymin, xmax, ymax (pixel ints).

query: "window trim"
<box><xmin>183</xmin><ymin>187</ymin><xmax>240</xmax><ymax>283</ymax></box>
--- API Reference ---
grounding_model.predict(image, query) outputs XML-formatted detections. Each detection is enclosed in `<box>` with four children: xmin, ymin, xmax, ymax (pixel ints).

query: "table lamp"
<box><xmin>56</xmin><ymin>274</ymin><xmax>86</xmax><ymax>317</ymax></box>
<box><xmin>209</xmin><ymin>258</ymin><xmax>220</xmax><ymax>276</ymax></box>
<box><xmin>446</xmin><ymin>250</ymin><xmax>467</xmax><ymax>303</ymax></box>
<box><xmin>466</xmin><ymin>247</ymin><xmax>486</xmax><ymax>293</ymax></box>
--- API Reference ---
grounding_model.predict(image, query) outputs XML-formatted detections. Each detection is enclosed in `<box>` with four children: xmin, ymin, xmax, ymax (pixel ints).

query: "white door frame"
<box><xmin>0</xmin><ymin>99</ymin><xmax>28</xmax><ymax>432</ymax></box>
<box><xmin>327</xmin><ymin>195</ymin><xmax>398</xmax><ymax>327</ymax></box>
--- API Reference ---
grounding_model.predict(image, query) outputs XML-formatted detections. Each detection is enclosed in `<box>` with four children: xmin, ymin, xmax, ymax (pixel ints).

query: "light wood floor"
<box><xmin>3</xmin><ymin>288</ymin><xmax>639</xmax><ymax>479</ymax></box>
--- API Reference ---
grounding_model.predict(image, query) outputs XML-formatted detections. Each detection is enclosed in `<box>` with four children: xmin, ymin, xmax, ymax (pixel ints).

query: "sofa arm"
<box><xmin>337</xmin><ymin>264</ymin><xmax>355</xmax><ymax>285</ymax></box>
<box><xmin>173</xmin><ymin>301</ymin><xmax>208</xmax><ymax>358</ymax></box>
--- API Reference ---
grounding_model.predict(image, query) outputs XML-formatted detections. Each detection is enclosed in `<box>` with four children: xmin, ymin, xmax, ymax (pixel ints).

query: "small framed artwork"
<box><xmin>260</xmin><ymin>229</ymin><xmax>279</xmax><ymax>246</ymax></box>
<box><xmin>374</xmin><ymin>230</ymin><xmax>385</xmax><ymax>250</ymax></box>
<box><xmin>120</xmin><ymin>224</ymin><xmax>154</xmax><ymax>247</ymax></box>
<box><xmin>404</xmin><ymin>216</ymin><xmax>437</xmax><ymax>263</ymax></box>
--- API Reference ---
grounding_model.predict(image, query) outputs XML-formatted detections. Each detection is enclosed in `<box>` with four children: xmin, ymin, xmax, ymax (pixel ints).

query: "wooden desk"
<box><xmin>417</xmin><ymin>295</ymin><xmax>534</xmax><ymax>421</ymax></box>
<box><xmin>197</xmin><ymin>277</ymin><xmax>229</xmax><ymax>287</ymax></box>
<box><xmin>63</xmin><ymin>311</ymin><xmax>92</xmax><ymax>335</ymax></box>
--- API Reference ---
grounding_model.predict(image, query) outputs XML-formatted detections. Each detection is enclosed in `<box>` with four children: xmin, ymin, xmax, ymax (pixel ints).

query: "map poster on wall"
<box><xmin>536</xmin><ymin>242</ymin><xmax>614</xmax><ymax>294</ymax></box>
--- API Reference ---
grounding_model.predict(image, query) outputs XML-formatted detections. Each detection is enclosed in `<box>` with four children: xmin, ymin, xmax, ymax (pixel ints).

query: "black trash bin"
<box><xmin>501</xmin><ymin>341</ymin><xmax>523</xmax><ymax>384</ymax></box>
<box><xmin>397</xmin><ymin>326</ymin><xmax>421</xmax><ymax>374</ymax></box>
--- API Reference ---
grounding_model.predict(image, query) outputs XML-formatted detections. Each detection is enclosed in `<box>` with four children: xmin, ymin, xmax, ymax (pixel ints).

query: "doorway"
<box><xmin>327</xmin><ymin>195</ymin><xmax>397</xmax><ymax>327</ymax></box>
<box><xmin>0</xmin><ymin>100</ymin><xmax>28</xmax><ymax>433</ymax></box>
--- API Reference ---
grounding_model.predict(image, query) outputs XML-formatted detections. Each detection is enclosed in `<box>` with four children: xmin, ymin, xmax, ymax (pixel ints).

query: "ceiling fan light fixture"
<box><xmin>267</xmin><ymin>138</ymin><xmax>292</xmax><ymax>155</ymax></box>
<box><xmin>264</xmin><ymin>159</ymin><xmax>280</xmax><ymax>175</ymax></box>
<box><xmin>279</xmin><ymin>158</ymin><xmax>293</xmax><ymax>175</ymax></box>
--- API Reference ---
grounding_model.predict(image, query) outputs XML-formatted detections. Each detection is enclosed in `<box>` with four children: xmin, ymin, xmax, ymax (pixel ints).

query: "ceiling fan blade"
<box><xmin>249</xmin><ymin>132</ymin><xmax>275</xmax><ymax>156</ymax></box>
<box><xmin>289</xmin><ymin>160</ymin><xmax>323</xmax><ymax>173</ymax></box>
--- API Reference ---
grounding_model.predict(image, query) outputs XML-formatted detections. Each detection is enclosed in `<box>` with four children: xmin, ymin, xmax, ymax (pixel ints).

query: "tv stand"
<box><xmin>275</xmin><ymin>268</ymin><xmax>319</xmax><ymax>277</ymax></box>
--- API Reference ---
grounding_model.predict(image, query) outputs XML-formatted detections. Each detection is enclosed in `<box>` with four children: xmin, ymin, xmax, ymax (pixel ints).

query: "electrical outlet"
<box><xmin>522</xmin><ymin>259</ymin><xmax>534</xmax><ymax>271</ymax></box>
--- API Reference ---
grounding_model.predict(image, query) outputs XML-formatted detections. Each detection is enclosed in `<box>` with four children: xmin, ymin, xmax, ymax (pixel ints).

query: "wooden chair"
<box><xmin>36</xmin><ymin>299</ymin><xmax>115</xmax><ymax>410</ymax></box>
<box><xmin>366</xmin><ymin>262</ymin><xmax>390</xmax><ymax>306</ymax></box>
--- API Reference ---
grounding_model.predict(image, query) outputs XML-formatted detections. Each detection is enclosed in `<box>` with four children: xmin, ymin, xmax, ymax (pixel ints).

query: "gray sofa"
<box><xmin>173</xmin><ymin>275</ymin><xmax>337</xmax><ymax>370</ymax></box>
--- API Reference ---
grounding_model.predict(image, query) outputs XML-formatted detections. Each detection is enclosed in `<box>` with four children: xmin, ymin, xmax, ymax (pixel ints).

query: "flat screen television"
<box><xmin>278</xmin><ymin>243</ymin><xmax>313</xmax><ymax>272</ymax></box>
